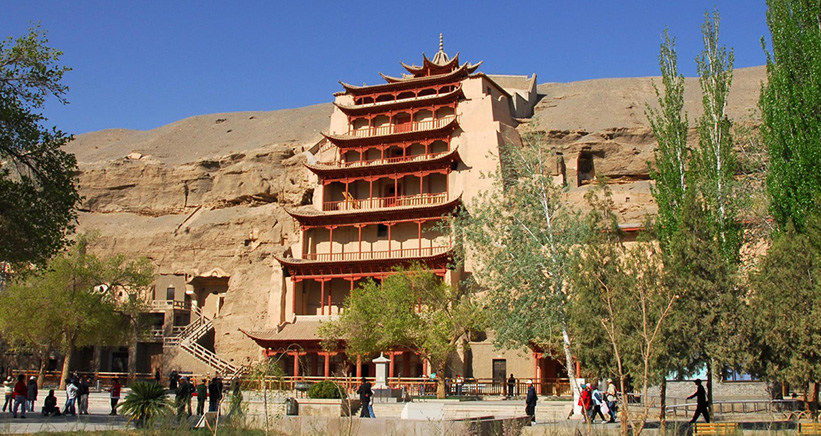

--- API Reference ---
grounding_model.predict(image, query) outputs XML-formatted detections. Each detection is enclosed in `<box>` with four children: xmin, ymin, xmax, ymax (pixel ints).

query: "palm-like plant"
<box><xmin>117</xmin><ymin>381</ymin><xmax>172</xmax><ymax>427</ymax></box>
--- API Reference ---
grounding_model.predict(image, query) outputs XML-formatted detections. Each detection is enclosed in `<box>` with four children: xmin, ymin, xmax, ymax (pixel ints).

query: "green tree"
<box><xmin>453</xmin><ymin>132</ymin><xmax>585</xmax><ymax>391</ymax></box>
<box><xmin>319</xmin><ymin>266</ymin><xmax>484</xmax><ymax>399</ymax></box>
<box><xmin>0</xmin><ymin>234</ymin><xmax>153</xmax><ymax>387</ymax></box>
<box><xmin>761</xmin><ymin>0</ymin><xmax>821</xmax><ymax>233</ymax></box>
<box><xmin>748</xmin><ymin>216</ymin><xmax>821</xmax><ymax>409</ymax></box>
<box><xmin>647</xmin><ymin>28</ymin><xmax>690</xmax><ymax>250</ymax></box>
<box><xmin>693</xmin><ymin>10</ymin><xmax>741</xmax><ymax>264</ymax></box>
<box><xmin>570</xmin><ymin>186</ymin><xmax>678</xmax><ymax>436</ymax></box>
<box><xmin>0</xmin><ymin>25</ymin><xmax>79</xmax><ymax>272</ymax></box>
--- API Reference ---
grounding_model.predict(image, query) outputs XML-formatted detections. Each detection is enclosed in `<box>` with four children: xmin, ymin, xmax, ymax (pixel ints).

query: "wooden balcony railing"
<box><xmin>315</xmin><ymin>150</ymin><xmax>449</xmax><ymax>169</ymax></box>
<box><xmin>303</xmin><ymin>245</ymin><xmax>450</xmax><ymax>262</ymax></box>
<box><xmin>150</xmin><ymin>300</ymin><xmax>190</xmax><ymax>311</ymax></box>
<box><xmin>341</xmin><ymin>115</ymin><xmax>457</xmax><ymax>139</ymax></box>
<box><xmin>323</xmin><ymin>192</ymin><xmax>448</xmax><ymax>212</ymax></box>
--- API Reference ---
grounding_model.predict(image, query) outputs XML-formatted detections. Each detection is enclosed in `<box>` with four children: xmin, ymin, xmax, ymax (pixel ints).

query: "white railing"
<box><xmin>314</xmin><ymin>150</ymin><xmax>448</xmax><ymax>169</ymax></box>
<box><xmin>323</xmin><ymin>192</ymin><xmax>448</xmax><ymax>212</ymax></box>
<box><xmin>304</xmin><ymin>245</ymin><xmax>450</xmax><ymax>262</ymax></box>
<box><xmin>180</xmin><ymin>340</ymin><xmax>237</xmax><ymax>375</ymax></box>
<box><xmin>340</xmin><ymin>115</ymin><xmax>457</xmax><ymax>139</ymax></box>
<box><xmin>150</xmin><ymin>300</ymin><xmax>190</xmax><ymax>311</ymax></box>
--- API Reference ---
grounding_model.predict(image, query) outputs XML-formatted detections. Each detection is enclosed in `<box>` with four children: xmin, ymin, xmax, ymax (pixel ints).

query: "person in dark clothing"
<box><xmin>356</xmin><ymin>378</ymin><xmax>373</xmax><ymax>418</ymax></box>
<box><xmin>507</xmin><ymin>374</ymin><xmax>516</xmax><ymax>398</ymax></box>
<box><xmin>196</xmin><ymin>378</ymin><xmax>208</xmax><ymax>415</ymax></box>
<box><xmin>175</xmin><ymin>376</ymin><xmax>192</xmax><ymax>422</ymax></box>
<box><xmin>357</xmin><ymin>378</ymin><xmax>373</xmax><ymax>417</ymax></box>
<box><xmin>42</xmin><ymin>390</ymin><xmax>60</xmax><ymax>416</ymax></box>
<box><xmin>208</xmin><ymin>377</ymin><xmax>222</xmax><ymax>413</ymax></box>
<box><xmin>687</xmin><ymin>379</ymin><xmax>710</xmax><ymax>423</ymax></box>
<box><xmin>169</xmin><ymin>371</ymin><xmax>178</xmax><ymax>391</ymax></box>
<box><xmin>525</xmin><ymin>379</ymin><xmax>537</xmax><ymax>423</ymax></box>
<box><xmin>26</xmin><ymin>377</ymin><xmax>37</xmax><ymax>413</ymax></box>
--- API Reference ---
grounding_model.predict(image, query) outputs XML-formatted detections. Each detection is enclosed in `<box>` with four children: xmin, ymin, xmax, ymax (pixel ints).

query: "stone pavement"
<box><xmin>0</xmin><ymin>390</ymin><xmax>128</xmax><ymax>434</ymax></box>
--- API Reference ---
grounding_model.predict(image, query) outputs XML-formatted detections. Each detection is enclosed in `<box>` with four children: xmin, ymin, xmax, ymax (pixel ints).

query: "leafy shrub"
<box><xmin>117</xmin><ymin>381</ymin><xmax>172</xmax><ymax>426</ymax></box>
<box><xmin>307</xmin><ymin>380</ymin><xmax>345</xmax><ymax>399</ymax></box>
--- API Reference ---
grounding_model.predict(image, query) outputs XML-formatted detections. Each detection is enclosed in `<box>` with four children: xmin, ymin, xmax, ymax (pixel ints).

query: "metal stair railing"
<box><xmin>163</xmin><ymin>305</ymin><xmax>212</xmax><ymax>347</ymax></box>
<box><xmin>180</xmin><ymin>339</ymin><xmax>237</xmax><ymax>375</ymax></box>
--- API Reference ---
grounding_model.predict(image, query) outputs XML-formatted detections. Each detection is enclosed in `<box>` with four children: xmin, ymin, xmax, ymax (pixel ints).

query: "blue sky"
<box><xmin>3</xmin><ymin>1</ymin><xmax>770</xmax><ymax>135</ymax></box>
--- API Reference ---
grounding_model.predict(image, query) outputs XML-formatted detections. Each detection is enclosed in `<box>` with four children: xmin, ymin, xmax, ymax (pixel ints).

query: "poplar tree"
<box><xmin>453</xmin><ymin>132</ymin><xmax>585</xmax><ymax>394</ymax></box>
<box><xmin>761</xmin><ymin>0</ymin><xmax>821</xmax><ymax>232</ymax></box>
<box><xmin>647</xmin><ymin>29</ymin><xmax>690</xmax><ymax>250</ymax></box>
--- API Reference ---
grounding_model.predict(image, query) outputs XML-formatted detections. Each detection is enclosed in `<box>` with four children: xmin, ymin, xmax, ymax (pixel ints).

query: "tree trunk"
<box><xmin>659</xmin><ymin>379</ymin><xmax>667</xmax><ymax>436</ymax></box>
<box><xmin>59</xmin><ymin>342</ymin><xmax>75</xmax><ymax>390</ymax></box>
<box><xmin>706</xmin><ymin>361</ymin><xmax>714</xmax><ymax>419</ymax></box>
<box><xmin>37</xmin><ymin>350</ymin><xmax>48</xmax><ymax>388</ymax></box>
<box><xmin>434</xmin><ymin>361</ymin><xmax>447</xmax><ymax>399</ymax></box>
<box><xmin>810</xmin><ymin>382</ymin><xmax>819</xmax><ymax>418</ymax></box>
<box><xmin>92</xmin><ymin>346</ymin><xmax>101</xmax><ymax>379</ymax></box>
<box><xmin>127</xmin><ymin>325</ymin><xmax>138</xmax><ymax>384</ymax></box>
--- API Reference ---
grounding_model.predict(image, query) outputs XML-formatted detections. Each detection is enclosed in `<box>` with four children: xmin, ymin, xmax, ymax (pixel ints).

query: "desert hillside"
<box><xmin>65</xmin><ymin>66</ymin><xmax>766</xmax><ymax>363</ymax></box>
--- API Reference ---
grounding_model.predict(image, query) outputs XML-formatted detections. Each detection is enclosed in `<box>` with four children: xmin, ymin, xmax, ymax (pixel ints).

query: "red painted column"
<box><xmin>356</xmin><ymin>356</ymin><xmax>362</xmax><ymax>379</ymax></box>
<box><xmin>387</xmin><ymin>223</ymin><xmax>392</xmax><ymax>256</ymax></box>
<box><xmin>357</xmin><ymin>225</ymin><xmax>362</xmax><ymax>255</ymax></box>
<box><xmin>329</xmin><ymin>226</ymin><xmax>334</xmax><ymax>258</ymax></box>
<box><xmin>321</xmin><ymin>352</ymin><xmax>330</xmax><ymax>377</ymax></box>
<box><xmin>418</xmin><ymin>221</ymin><xmax>422</xmax><ymax>256</ymax></box>
<box><xmin>389</xmin><ymin>352</ymin><xmax>396</xmax><ymax>379</ymax></box>
<box><xmin>320</xmin><ymin>280</ymin><xmax>326</xmax><ymax>316</ymax></box>
<box><xmin>292</xmin><ymin>352</ymin><xmax>300</xmax><ymax>377</ymax></box>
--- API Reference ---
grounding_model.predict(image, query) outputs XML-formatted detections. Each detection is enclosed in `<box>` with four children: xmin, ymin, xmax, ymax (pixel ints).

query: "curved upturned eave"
<box><xmin>337</xmin><ymin>64</ymin><xmax>471</xmax><ymax>95</ymax></box>
<box><xmin>284</xmin><ymin>195</ymin><xmax>462</xmax><ymax>227</ymax></box>
<box><xmin>332</xmin><ymin>86</ymin><xmax>463</xmax><ymax>116</ymax></box>
<box><xmin>304</xmin><ymin>146</ymin><xmax>460</xmax><ymax>179</ymax></box>
<box><xmin>321</xmin><ymin>117</ymin><xmax>458</xmax><ymax>148</ymax></box>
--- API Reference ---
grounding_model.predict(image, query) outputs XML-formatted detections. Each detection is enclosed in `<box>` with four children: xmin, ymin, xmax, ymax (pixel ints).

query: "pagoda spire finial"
<box><xmin>439</xmin><ymin>33</ymin><xmax>443</xmax><ymax>52</ymax></box>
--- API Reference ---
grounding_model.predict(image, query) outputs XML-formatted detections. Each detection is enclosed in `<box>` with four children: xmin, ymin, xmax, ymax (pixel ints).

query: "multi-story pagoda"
<box><xmin>244</xmin><ymin>38</ymin><xmax>565</xmax><ymax>390</ymax></box>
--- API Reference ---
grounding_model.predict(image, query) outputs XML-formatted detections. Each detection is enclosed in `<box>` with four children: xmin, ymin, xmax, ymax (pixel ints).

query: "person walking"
<box><xmin>687</xmin><ymin>379</ymin><xmax>710</xmax><ymax>423</ymax></box>
<box><xmin>578</xmin><ymin>384</ymin><xmax>592</xmax><ymax>422</ymax></box>
<box><xmin>77</xmin><ymin>376</ymin><xmax>90</xmax><ymax>415</ymax></box>
<box><xmin>12</xmin><ymin>374</ymin><xmax>27</xmax><ymax>418</ymax></box>
<box><xmin>356</xmin><ymin>377</ymin><xmax>373</xmax><ymax>418</ymax></box>
<box><xmin>175</xmin><ymin>376</ymin><xmax>192</xmax><ymax>423</ymax></box>
<box><xmin>63</xmin><ymin>378</ymin><xmax>78</xmax><ymax>416</ymax></box>
<box><xmin>26</xmin><ymin>376</ymin><xmax>37</xmax><ymax>413</ymax></box>
<box><xmin>507</xmin><ymin>373</ymin><xmax>516</xmax><ymax>398</ymax></box>
<box><xmin>196</xmin><ymin>378</ymin><xmax>208</xmax><ymax>415</ymax></box>
<box><xmin>208</xmin><ymin>377</ymin><xmax>221</xmax><ymax>413</ymax></box>
<box><xmin>525</xmin><ymin>379</ymin><xmax>537</xmax><ymax>423</ymax></box>
<box><xmin>590</xmin><ymin>384</ymin><xmax>607</xmax><ymax>423</ymax></box>
<box><xmin>605</xmin><ymin>379</ymin><xmax>618</xmax><ymax>423</ymax></box>
<box><xmin>3</xmin><ymin>375</ymin><xmax>13</xmax><ymax>412</ymax></box>
<box><xmin>108</xmin><ymin>378</ymin><xmax>121</xmax><ymax>415</ymax></box>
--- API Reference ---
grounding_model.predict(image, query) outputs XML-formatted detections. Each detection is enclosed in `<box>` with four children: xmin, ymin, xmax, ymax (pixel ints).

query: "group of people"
<box><xmin>356</xmin><ymin>377</ymin><xmax>375</xmax><ymax>418</ymax></box>
<box><xmin>577</xmin><ymin>379</ymin><xmax>618</xmax><ymax>424</ymax></box>
<box><xmin>1</xmin><ymin>374</ymin><xmax>37</xmax><ymax>418</ymax></box>
<box><xmin>169</xmin><ymin>372</ymin><xmax>224</xmax><ymax>422</ymax></box>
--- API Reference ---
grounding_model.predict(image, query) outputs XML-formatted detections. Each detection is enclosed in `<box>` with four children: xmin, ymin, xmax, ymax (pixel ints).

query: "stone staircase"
<box><xmin>164</xmin><ymin>305</ymin><xmax>246</xmax><ymax>381</ymax></box>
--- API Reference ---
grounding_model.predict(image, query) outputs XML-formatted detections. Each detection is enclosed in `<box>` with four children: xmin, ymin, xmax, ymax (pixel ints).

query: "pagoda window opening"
<box><xmin>418</xmin><ymin>88</ymin><xmax>436</xmax><ymax>98</ymax></box>
<box><xmin>356</xmin><ymin>96</ymin><xmax>375</xmax><ymax>105</ymax></box>
<box><xmin>436</xmin><ymin>107</ymin><xmax>455</xmax><ymax>118</ymax></box>
<box><xmin>430</xmin><ymin>140</ymin><xmax>449</xmax><ymax>154</ymax></box>
<box><xmin>413</xmin><ymin>109</ymin><xmax>433</xmax><ymax>123</ymax></box>
<box><xmin>375</xmin><ymin>94</ymin><xmax>394</xmax><ymax>103</ymax></box>
<box><xmin>393</xmin><ymin>112</ymin><xmax>412</xmax><ymax>133</ymax></box>
<box><xmin>397</xmin><ymin>91</ymin><xmax>415</xmax><ymax>100</ymax></box>
<box><xmin>352</xmin><ymin>118</ymin><xmax>369</xmax><ymax>133</ymax></box>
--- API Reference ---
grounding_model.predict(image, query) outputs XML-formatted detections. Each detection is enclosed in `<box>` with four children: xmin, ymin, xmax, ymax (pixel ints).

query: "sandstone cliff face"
<box><xmin>66</xmin><ymin>105</ymin><xmax>332</xmax><ymax>362</ymax></box>
<box><xmin>65</xmin><ymin>67</ymin><xmax>765</xmax><ymax>366</ymax></box>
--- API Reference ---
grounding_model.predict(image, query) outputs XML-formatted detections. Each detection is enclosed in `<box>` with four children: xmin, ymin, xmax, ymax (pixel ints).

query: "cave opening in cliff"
<box><xmin>577</xmin><ymin>151</ymin><xmax>595</xmax><ymax>186</ymax></box>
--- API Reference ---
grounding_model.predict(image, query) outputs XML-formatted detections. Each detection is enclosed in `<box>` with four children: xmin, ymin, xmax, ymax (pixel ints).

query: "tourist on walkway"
<box><xmin>196</xmin><ymin>378</ymin><xmax>208</xmax><ymax>415</ymax></box>
<box><xmin>169</xmin><ymin>370</ymin><xmax>178</xmax><ymax>391</ymax></box>
<box><xmin>42</xmin><ymin>390</ymin><xmax>60</xmax><ymax>416</ymax></box>
<box><xmin>357</xmin><ymin>377</ymin><xmax>373</xmax><ymax>418</ymax></box>
<box><xmin>589</xmin><ymin>383</ymin><xmax>607</xmax><ymax>423</ymax></box>
<box><xmin>12</xmin><ymin>374</ymin><xmax>27</xmax><ymax>418</ymax></box>
<box><xmin>507</xmin><ymin>373</ymin><xmax>516</xmax><ymax>398</ymax></box>
<box><xmin>687</xmin><ymin>379</ymin><xmax>710</xmax><ymax>423</ymax></box>
<box><xmin>64</xmin><ymin>378</ymin><xmax>78</xmax><ymax>416</ymax></box>
<box><xmin>208</xmin><ymin>377</ymin><xmax>221</xmax><ymax>413</ymax></box>
<box><xmin>2</xmin><ymin>375</ymin><xmax>13</xmax><ymax>412</ymax></box>
<box><xmin>525</xmin><ymin>379</ymin><xmax>537</xmax><ymax>423</ymax></box>
<box><xmin>26</xmin><ymin>376</ymin><xmax>37</xmax><ymax>412</ymax></box>
<box><xmin>578</xmin><ymin>384</ymin><xmax>592</xmax><ymax>421</ymax></box>
<box><xmin>605</xmin><ymin>379</ymin><xmax>618</xmax><ymax>423</ymax></box>
<box><xmin>175</xmin><ymin>376</ymin><xmax>192</xmax><ymax>422</ymax></box>
<box><xmin>78</xmin><ymin>376</ymin><xmax>90</xmax><ymax>415</ymax></box>
<box><xmin>108</xmin><ymin>378</ymin><xmax>121</xmax><ymax>415</ymax></box>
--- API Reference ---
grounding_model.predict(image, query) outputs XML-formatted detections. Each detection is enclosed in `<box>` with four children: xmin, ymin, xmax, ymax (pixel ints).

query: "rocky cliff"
<box><xmin>64</xmin><ymin>67</ymin><xmax>766</xmax><ymax>365</ymax></box>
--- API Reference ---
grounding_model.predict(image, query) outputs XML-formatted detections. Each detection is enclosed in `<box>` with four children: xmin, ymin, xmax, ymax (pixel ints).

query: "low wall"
<box><xmin>242</xmin><ymin>415</ymin><xmax>530</xmax><ymax>436</ymax></box>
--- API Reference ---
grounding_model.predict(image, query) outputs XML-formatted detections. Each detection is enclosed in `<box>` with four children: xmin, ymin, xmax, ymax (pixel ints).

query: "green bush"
<box><xmin>307</xmin><ymin>380</ymin><xmax>345</xmax><ymax>399</ymax></box>
<box><xmin>117</xmin><ymin>381</ymin><xmax>172</xmax><ymax>427</ymax></box>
